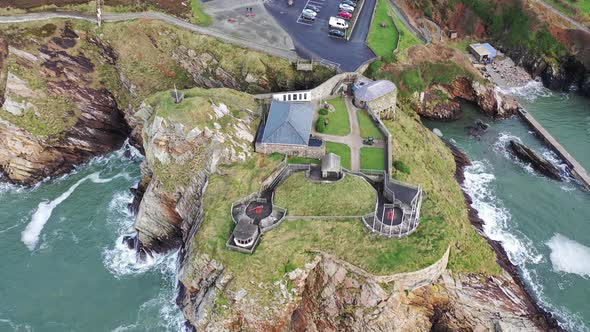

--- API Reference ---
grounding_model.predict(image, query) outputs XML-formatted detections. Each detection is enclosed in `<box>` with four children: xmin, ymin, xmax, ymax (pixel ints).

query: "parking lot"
<box><xmin>265</xmin><ymin>0</ymin><xmax>376</xmax><ymax>71</ymax></box>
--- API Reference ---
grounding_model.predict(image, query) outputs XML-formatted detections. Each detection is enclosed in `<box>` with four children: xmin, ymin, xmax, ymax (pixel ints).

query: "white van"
<box><xmin>329</xmin><ymin>17</ymin><xmax>349</xmax><ymax>29</ymax></box>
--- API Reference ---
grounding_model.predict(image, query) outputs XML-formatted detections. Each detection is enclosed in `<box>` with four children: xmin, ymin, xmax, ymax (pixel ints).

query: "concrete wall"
<box><xmin>255</xmin><ymin>142</ymin><xmax>325</xmax><ymax>159</ymax></box>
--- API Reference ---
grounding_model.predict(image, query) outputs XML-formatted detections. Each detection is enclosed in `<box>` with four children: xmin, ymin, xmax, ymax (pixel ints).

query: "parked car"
<box><xmin>338</xmin><ymin>11</ymin><xmax>353</xmax><ymax>19</ymax></box>
<box><xmin>301</xmin><ymin>11</ymin><xmax>316</xmax><ymax>20</ymax></box>
<box><xmin>339</xmin><ymin>3</ymin><xmax>354</xmax><ymax>12</ymax></box>
<box><xmin>329</xmin><ymin>29</ymin><xmax>346</xmax><ymax>38</ymax></box>
<box><xmin>305</xmin><ymin>4</ymin><xmax>320</xmax><ymax>12</ymax></box>
<box><xmin>329</xmin><ymin>16</ymin><xmax>349</xmax><ymax>29</ymax></box>
<box><xmin>302</xmin><ymin>8</ymin><xmax>318</xmax><ymax>17</ymax></box>
<box><xmin>341</xmin><ymin>0</ymin><xmax>357</xmax><ymax>7</ymax></box>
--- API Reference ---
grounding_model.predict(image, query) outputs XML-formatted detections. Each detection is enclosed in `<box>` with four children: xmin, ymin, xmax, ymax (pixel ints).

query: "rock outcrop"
<box><xmin>0</xmin><ymin>25</ymin><xmax>130</xmax><ymax>185</ymax></box>
<box><xmin>416</xmin><ymin>77</ymin><xmax>520</xmax><ymax>120</ymax></box>
<box><xmin>508</xmin><ymin>140</ymin><xmax>564</xmax><ymax>181</ymax></box>
<box><xmin>128</xmin><ymin>89</ymin><xmax>258</xmax><ymax>254</ymax></box>
<box><xmin>177</xmin><ymin>249</ymin><xmax>557</xmax><ymax>331</ymax></box>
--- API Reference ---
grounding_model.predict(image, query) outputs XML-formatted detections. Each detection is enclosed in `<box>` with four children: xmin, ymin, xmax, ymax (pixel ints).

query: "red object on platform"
<box><xmin>387</xmin><ymin>210</ymin><xmax>395</xmax><ymax>220</ymax></box>
<box><xmin>228</xmin><ymin>18</ymin><xmax>237</xmax><ymax>22</ymax></box>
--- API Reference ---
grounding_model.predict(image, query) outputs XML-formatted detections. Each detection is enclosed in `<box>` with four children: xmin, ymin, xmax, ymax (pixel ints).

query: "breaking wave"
<box><xmin>497</xmin><ymin>80</ymin><xmax>552</xmax><ymax>102</ymax></box>
<box><xmin>102</xmin><ymin>188</ymin><xmax>186</xmax><ymax>332</ymax></box>
<box><xmin>21</xmin><ymin>172</ymin><xmax>129</xmax><ymax>251</ymax></box>
<box><xmin>463</xmin><ymin>160</ymin><xmax>588</xmax><ymax>331</ymax></box>
<box><xmin>462</xmin><ymin>160</ymin><xmax>541</xmax><ymax>265</ymax></box>
<box><xmin>547</xmin><ymin>234</ymin><xmax>590</xmax><ymax>278</ymax></box>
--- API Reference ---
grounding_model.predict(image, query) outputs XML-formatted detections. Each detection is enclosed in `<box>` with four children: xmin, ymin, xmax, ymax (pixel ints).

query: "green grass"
<box><xmin>543</xmin><ymin>0</ymin><xmax>590</xmax><ymax>24</ymax></box>
<box><xmin>357</xmin><ymin>109</ymin><xmax>385</xmax><ymax>139</ymax></box>
<box><xmin>361</xmin><ymin>147</ymin><xmax>386</xmax><ymax>171</ymax></box>
<box><xmin>383</xmin><ymin>61</ymin><xmax>478</xmax><ymax>96</ymax></box>
<box><xmin>326</xmin><ymin>142</ymin><xmax>351</xmax><ymax>169</ymax></box>
<box><xmin>274</xmin><ymin>172</ymin><xmax>376</xmax><ymax>216</ymax></box>
<box><xmin>191</xmin><ymin>109</ymin><xmax>500</xmax><ymax>304</ymax></box>
<box><xmin>368</xmin><ymin>0</ymin><xmax>399</xmax><ymax>57</ymax></box>
<box><xmin>322</xmin><ymin>97</ymin><xmax>351</xmax><ymax>136</ymax></box>
<box><xmin>191</xmin><ymin>0</ymin><xmax>213</xmax><ymax>26</ymax></box>
<box><xmin>288</xmin><ymin>156</ymin><xmax>320</xmax><ymax>165</ymax></box>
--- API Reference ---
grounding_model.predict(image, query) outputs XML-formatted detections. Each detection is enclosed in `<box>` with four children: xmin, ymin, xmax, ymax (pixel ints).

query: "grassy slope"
<box><xmin>360</xmin><ymin>147</ymin><xmax>385</xmax><ymax>170</ymax></box>
<box><xmin>190</xmin><ymin>0</ymin><xmax>213</xmax><ymax>26</ymax></box>
<box><xmin>274</xmin><ymin>172</ymin><xmax>376</xmax><ymax>216</ymax></box>
<box><xmin>387</xmin><ymin>107</ymin><xmax>499</xmax><ymax>274</ymax></box>
<box><xmin>543</xmin><ymin>0</ymin><xmax>590</xmax><ymax>25</ymax></box>
<box><xmin>358</xmin><ymin>109</ymin><xmax>385</xmax><ymax>139</ymax></box>
<box><xmin>323</xmin><ymin>97</ymin><xmax>351</xmax><ymax>136</ymax></box>
<box><xmin>99</xmin><ymin>20</ymin><xmax>334</xmax><ymax>107</ymax></box>
<box><xmin>145</xmin><ymin>87</ymin><xmax>257</xmax><ymax>191</ymax></box>
<box><xmin>192</xmin><ymin>107</ymin><xmax>500</xmax><ymax>305</ymax></box>
<box><xmin>326</xmin><ymin>142</ymin><xmax>351</xmax><ymax>169</ymax></box>
<box><xmin>368</xmin><ymin>0</ymin><xmax>399</xmax><ymax>57</ymax></box>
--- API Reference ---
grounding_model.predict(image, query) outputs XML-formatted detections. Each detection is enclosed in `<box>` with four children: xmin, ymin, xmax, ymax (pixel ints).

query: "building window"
<box><xmin>299</xmin><ymin>93</ymin><xmax>302</xmax><ymax>99</ymax></box>
<box><xmin>293</xmin><ymin>93</ymin><xmax>297</xmax><ymax>101</ymax></box>
<box><xmin>304</xmin><ymin>93</ymin><xmax>307</xmax><ymax>100</ymax></box>
<box><xmin>283</xmin><ymin>95</ymin><xmax>286</xmax><ymax>101</ymax></box>
<box><xmin>288</xmin><ymin>95</ymin><xmax>291</xmax><ymax>101</ymax></box>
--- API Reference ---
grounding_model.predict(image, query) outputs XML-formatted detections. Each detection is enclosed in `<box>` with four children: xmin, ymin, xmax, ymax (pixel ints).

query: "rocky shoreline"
<box><xmin>447</xmin><ymin>142</ymin><xmax>564</xmax><ymax>331</ymax></box>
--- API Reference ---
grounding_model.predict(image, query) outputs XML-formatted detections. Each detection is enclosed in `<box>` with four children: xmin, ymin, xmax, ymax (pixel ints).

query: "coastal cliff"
<box><xmin>0</xmin><ymin>23</ymin><xmax>129</xmax><ymax>185</ymax></box>
<box><xmin>0</xmin><ymin>18</ymin><xmax>565</xmax><ymax>332</ymax></box>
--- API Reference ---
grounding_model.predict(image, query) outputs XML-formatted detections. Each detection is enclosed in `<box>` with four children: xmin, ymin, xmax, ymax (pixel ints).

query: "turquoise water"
<box><xmin>424</xmin><ymin>83</ymin><xmax>590</xmax><ymax>331</ymax></box>
<box><xmin>0</xmin><ymin>144</ymin><xmax>184</xmax><ymax>331</ymax></box>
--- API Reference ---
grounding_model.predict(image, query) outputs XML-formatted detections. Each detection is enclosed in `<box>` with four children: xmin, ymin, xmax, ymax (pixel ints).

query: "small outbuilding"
<box><xmin>353</xmin><ymin>80</ymin><xmax>397</xmax><ymax>120</ymax></box>
<box><xmin>321</xmin><ymin>153</ymin><xmax>342</xmax><ymax>178</ymax></box>
<box><xmin>232</xmin><ymin>221</ymin><xmax>260</xmax><ymax>249</ymax></box>
<box><xmin>468</xmin><ymin>43</ymin><xmax>497</xmax><ymax>63</ymax></box>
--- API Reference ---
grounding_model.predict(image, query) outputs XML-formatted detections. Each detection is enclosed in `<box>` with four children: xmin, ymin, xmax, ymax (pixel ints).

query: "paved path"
<box><xmin>0</xmin><ymin>11</ymin><xmax>300</xmax><ymax>61</ymax></box>
<box><xmin>537</xmin><ymin>0</ymin><xmax>590</xmax><ymax>33</ymax></box>
<box><xmin>313</xmin><ymin>96</ymin><xmax>370</xmax><ymax>172</ymax></box>
<box><xmin>388</xmin><ymin>0</ymin><xmax>427</xmax><ymax>43</ymax></box>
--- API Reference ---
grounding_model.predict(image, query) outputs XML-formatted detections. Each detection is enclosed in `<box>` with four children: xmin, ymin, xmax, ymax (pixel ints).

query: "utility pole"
<box><xmin>96</xmin><ymin>0</ymin><xmax>103</xmax><ymax>27</ymax></box>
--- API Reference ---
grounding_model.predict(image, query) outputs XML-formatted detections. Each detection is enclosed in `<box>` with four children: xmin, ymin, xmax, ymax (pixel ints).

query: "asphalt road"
<box><xmin>265</xmin><ymin>0</ymin><xmax>376</xmax><ymax>71</ymax></box>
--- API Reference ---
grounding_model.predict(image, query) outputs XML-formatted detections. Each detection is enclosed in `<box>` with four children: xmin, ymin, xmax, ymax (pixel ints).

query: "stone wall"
<box><xmin>367</xmin><ymin>91</ymin><xmax>397</xmax><ymax>120</ymax></box>
<box><xmin>255</xmin><ymin>142</ymin><xmax>325</xmax><ymax>159</ymax></box>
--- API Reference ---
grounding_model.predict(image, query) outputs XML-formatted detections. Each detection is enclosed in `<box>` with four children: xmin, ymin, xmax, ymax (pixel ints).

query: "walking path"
<box><xmin>0</xmin><ymin>11</ymin><xmax>300</xmax><ymax>61</ymax></box>
<box><xmin>313</xmin><ymin>96</ymin><xmax>384</xmax><ymax>172</ymax></box>
<box><xmin>537</xmin><ymin>0</ymin><xmax>590</xmax><ymax>33</ymax></box>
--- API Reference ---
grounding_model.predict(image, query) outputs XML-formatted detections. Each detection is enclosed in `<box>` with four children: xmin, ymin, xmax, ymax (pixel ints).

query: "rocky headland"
<box><xmin>0</xmin><ymin>18</ymin><xmax>565</xmax><ymax>332</ymax></box>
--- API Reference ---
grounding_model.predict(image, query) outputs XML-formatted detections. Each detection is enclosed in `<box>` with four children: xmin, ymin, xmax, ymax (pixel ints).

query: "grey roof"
<box><xmin>321</xmin><ymin>153</ymin><xmax>341</xmax><ymax>173</ymax></box>
<box><xmin>354</xmin><ymin>80</ymin><xmax>397</xmax><ymax>102</ymax></box>
<box><xmin>233</xmin><ymin>221</ymin><xmax>259</xmax><ymax>240</ymax></box>
<box><xmin>261</xmin><ymin>101</ymin><xmax>314</xmax><ymax>145</ymax></box>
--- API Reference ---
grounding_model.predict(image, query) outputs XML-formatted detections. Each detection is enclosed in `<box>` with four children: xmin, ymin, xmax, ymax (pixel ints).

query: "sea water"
<box><xmin>424</xmin><ymin>84</ymin><xmax>590</xmax><ymax>331</ymax></box>
<box><xmin>0</xmin><ymin>143</ymin><xmax>185</xmax><ymax>331</ymax></box>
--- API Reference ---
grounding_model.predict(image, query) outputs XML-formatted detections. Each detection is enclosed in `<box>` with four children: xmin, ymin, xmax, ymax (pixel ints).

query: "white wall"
<box><xmin>272</xmin><ymin>90</ymin><xmax>312</xmax><ymax>102</ymax></box>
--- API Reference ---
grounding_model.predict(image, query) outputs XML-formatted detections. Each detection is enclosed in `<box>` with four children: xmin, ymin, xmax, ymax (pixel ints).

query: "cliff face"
<box><xmin>127</xmin><ymin>88</ymin><xmax>258</xmax><ymax>255</ymax></box>
<box><xmin>176</xmin><ymin>250</ymin><xmax>550</xmax><ymax>331</ymax></box>
<box><xmin>415</xmin><ymin>76</ymin><xmax>519</xmax><ymax>121</ymax></box>
<box><xmin>0</xmin><ymin>24</ymin><xmax>130</xmax><ymax>185</ymax></box>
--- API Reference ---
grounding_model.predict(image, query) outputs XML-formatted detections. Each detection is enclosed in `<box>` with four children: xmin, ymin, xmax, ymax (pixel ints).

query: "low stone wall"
<box><xmin>309</xmin><ymin>72</ymin><xmax>357</xmax><ymax>101</ymax></box>
<box><xmin>364</xmin><ymin>106</ymin><xmax>393</xmax><ymax>175</ymax></box>
<box><xmin>255</xmin><ymin>142</ymin><xmax>325</xmax><ymax>159</ymax></box>
<box><xmin>312</xmin><ymin>246</ymin><xmax>450</xmax><ymax>291</ymax></box>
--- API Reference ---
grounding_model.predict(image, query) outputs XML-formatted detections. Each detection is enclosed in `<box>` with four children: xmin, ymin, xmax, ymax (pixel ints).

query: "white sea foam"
<box><xmin>547</xmin><ymin>234</ymin><xmax>590</xmax><ymax>278</ymax></box>
<box><xmin>462</xmin><ymin>161</ymin><xmax>541</xmax><ymax>266</ymax></box>
<box><xmin>463</xmin><ymin>160</ymin><xmax>590</xmax><ymax>331</ymax></box>
<box><xmin>103</xmin><ymin>189</ymin><xmax>186</xmax><ymax>331</ymax></box>
<box><xmin>494</xmin><ymin>133</ymin><xmax>536</xmax><ymax>175</ymax></box>
<box><xmin>21</xmin><ymin>172</ymin><xmax>128</xmax><ymax>251</ymax></box>
<box><xmin>497</xmin><ymin>80</ymin><xmax>553</xmax><ymax>102</ymax></box>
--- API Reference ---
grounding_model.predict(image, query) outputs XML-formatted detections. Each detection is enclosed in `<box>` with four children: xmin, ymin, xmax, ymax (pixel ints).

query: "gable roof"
<box><xmin>354</xmin><ymin>80</ymin><xmax>397</xmax><ymax>102</ymax></box>
<box><xmin>261</xmin><ymin>101</ymin><xmax>314</xmax><ymax>146</ymax></box>
<box><xmin>321</xmin><ymin>153</ymin><xmax>341</xmax><ymax>173</ymax></box>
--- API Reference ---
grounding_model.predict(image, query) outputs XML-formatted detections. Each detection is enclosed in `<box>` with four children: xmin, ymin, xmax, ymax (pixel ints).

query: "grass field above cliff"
<box><xmin>274</xmin><ymin>172</ymin><xmax>376</xmax><ymax>216</ymax></box>
<box><xmin>191</xmin><ymin>106</ymin><xmax>500</xmax><ymax>305</ymax></box>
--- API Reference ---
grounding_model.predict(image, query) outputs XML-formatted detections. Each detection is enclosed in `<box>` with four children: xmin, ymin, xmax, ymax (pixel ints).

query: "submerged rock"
<box><xmin>508</xmin><ymin>141</ymin><xmax>563</xmax><ymax>181</ymax></box>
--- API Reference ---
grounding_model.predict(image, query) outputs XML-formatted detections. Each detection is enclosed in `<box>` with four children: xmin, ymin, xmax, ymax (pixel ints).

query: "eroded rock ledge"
<box><xmin>415</xmin><ymin>76</ymin><xmax>520</xmax><ymax>121</ymax></box>
<box><xmin>0</xmin><ymin>26</ymin><xmax>129</xmax><ymax>185</ymax></box>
